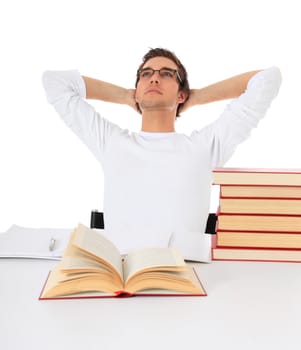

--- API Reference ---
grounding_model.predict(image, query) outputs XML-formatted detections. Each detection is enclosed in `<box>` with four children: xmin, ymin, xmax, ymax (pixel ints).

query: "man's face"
<box><xmin>135</xmin><ymin>56</ymin><xmax>186</xmax><ymax>113</ymax></box>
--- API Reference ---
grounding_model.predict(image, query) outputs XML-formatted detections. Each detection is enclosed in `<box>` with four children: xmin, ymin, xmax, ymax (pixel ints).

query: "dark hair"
<box><xmin>135</xmin><ymin>48</ymin><xmax>190</xmax><ymax>117</ymax></box>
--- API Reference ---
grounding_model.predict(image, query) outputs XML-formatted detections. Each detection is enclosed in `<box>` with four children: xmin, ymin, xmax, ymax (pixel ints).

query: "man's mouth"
<box><xmin>145</xmin><ymin>89</ymin><xmax>163</xmax><ymax>95</ymax></box>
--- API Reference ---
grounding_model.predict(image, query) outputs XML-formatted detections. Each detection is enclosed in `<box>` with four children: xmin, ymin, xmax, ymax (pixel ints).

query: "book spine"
<box><xmin>212</xmin><ymin>168</ymin><xmax>301</xmax><ymax>262</ymax></box>
<box><xmin>219</xmin><ymin>197</ymin><xmax>301</xmax><ymax>215</ymax></box>
<box><xmin>213</xmin><ymin>167</ymin><xmax>301</xmax><ymax>174</ymax></box>
<box><xmin>216</xmin><ymin>214</ymin><xmax>301</xmax><ymax>233</ymax></box>
<box><xmin>211</xmin><ymin>236</ymin><xmax>301</xmax><ymax>263</ymax></box>
<box><xmin>211</xmin><ymin>255</ymin><xmax>301</xmax><ymax>263</ymax></box>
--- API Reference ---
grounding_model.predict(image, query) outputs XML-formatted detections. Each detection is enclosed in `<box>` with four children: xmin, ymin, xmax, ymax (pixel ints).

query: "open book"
<box><xmin>39</xmin><ymin>224</ymin><xmax>206</xmax><ymax>299</ymax></box>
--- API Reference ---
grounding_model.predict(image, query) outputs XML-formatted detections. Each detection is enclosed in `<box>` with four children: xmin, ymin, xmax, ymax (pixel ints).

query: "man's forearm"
<box><xmin>189</xmin><ymin>70</ymin><xmax>261</xmax><ymax>107</ymax></box>
<box><xmin>82</xmin><ymin>76</ymin><xmax>136</xmax><ymax>109</ymax></box>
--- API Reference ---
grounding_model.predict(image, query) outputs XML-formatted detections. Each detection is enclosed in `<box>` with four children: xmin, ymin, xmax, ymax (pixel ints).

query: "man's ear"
<box><xmin>177</xmin><ymin>91</ymin><xmax>188</xmax><ymax>104</ymax></box>
<box><xmin>134</xmin><ymin>91</ymin><xmax>142</xmax><ymax>114</ymax></box>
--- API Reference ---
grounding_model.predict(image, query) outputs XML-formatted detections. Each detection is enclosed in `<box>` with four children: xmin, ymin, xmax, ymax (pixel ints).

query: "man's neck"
<box><xmin>141</xmin><ymin>110</ymin><xmax>176</xmax><ymax>132</ymax></box>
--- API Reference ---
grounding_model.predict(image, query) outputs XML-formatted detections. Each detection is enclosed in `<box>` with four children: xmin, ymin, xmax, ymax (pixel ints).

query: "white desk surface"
<box><xmin>1</xmin><ymin>258</ymin><xmax>301</xmax><ymax>350</ymax></box>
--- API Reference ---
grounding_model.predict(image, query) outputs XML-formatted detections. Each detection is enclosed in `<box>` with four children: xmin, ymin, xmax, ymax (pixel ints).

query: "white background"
<box><xmin>0</xmin><ymin>0</ymin><xmax>300</xmax><ymax>232</ymax></box>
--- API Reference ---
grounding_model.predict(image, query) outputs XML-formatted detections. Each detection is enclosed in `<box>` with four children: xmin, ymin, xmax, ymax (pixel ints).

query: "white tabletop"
<box><xmin>1</xmin><ymin>258</ymin><xmax>301</xmax><ymax>350</ymax></box>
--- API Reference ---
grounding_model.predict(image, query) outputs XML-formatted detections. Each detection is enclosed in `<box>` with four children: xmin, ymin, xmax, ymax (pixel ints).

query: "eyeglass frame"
<box><xmin>137</xmin><ymin>67</ymin><xmax>183</xmax><ymax>85</ymax></box>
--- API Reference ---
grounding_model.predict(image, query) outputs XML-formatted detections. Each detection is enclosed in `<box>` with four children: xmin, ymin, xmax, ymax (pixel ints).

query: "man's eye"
<box><xmin>141</xmin><ymin>70</ymin><xmax>152</xmax><ymax>78</ymax></box>
<box><xmin>161</xmin><ymin>70</ymin><xmax>173</xmax><ymax>78</ymax></box>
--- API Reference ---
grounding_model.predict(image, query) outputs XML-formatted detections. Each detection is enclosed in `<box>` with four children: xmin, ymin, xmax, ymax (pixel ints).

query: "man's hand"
<box><xmin>127</xmin><ymin>89</ymin><xmax>140</xmax><ymax>113</ymax></box>
<box><xmin>179</xmin><ymin>89</ymin><xmax>197</xmax><ymax>113</ymax></box>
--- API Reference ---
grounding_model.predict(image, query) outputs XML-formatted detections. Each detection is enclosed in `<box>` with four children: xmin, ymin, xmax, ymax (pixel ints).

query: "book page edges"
<box><xmin>39</xmin><ymin>268</ymin><xmax>206</xmax><ymax>299</ymax></box>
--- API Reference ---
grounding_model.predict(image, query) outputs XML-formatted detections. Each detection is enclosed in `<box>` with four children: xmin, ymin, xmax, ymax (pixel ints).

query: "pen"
<box><xmin>49</xmin><ymin>238</ymin><xmax>56</xmax><ymax>251</ymax></box>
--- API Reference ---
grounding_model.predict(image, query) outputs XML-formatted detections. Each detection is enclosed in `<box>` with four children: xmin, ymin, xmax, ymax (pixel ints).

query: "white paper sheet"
<box><xmin>168</xmin><ymin>231</ymin><xmax>212</xmax><ymax>263</ymax></box>
<box><xmin>0</xmin><ymin>225</ymin><xmax>71</xmax><ymax>260</ymax></box>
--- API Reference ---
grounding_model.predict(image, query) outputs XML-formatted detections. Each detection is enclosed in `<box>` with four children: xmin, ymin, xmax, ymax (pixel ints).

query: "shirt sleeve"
<box><xmin>42</xmin><ymin>70</ymin><xmax>122</xmax><ymax>163</ymax></box>
<box><xmin>192</xmin><ymin>66</ymin><xmax>282</xmax><ymax>168</ymax></box>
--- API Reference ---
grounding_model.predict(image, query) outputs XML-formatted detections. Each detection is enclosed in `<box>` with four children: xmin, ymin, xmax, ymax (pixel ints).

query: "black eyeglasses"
<box><xmin>138</xmin><ymin>67</ymin><xmax>183</xmax><ymax>84</ymax></box>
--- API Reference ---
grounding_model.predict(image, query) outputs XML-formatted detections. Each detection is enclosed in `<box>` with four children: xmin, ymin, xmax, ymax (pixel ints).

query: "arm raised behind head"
<box><xmin>83</xmin><ymin>76</ymin><xmax>138</xmax><ymax>112</ymax></box>
<box><xmin>180</xmin><ymin>69</ymin><xmax>263</xmax><ymax>113</ymax></box>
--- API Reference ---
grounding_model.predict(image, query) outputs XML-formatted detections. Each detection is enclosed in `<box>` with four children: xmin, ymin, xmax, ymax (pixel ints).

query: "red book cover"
<box><xmin>216</xmin><ymin>213</ymin><xmax>301</xmax><ymax>233</ymax></box>
<box><xmin>213</xmin><ymin>167</ymin><xmax>301</xmax><ymax>186</ymax></box>
<box><xmin>218</xmin><ymin>197</ymin><xmax>301</xmax><ymax>215</ymax></box>
<box><xmin>211</xmin><ymin>235</ymin><xmax>301</xmax><ymax>263</ymax></box>
<box><xmin>214</xmin><ymin>167</ymin><xmax>301</xmax><ymax>174</ymax></box>
<box><xmin>219</xmin><ymin>184</ymin><xmax>301</xmax><ymax>200</ymax></box>
<box><xmin>215</xmin><ymin>229</ymin><xmax>301</xmax><ymax>249</ymax></box>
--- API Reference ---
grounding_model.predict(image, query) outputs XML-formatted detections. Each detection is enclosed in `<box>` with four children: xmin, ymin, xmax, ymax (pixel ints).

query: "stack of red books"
<box><xmin>212</xmin><ymin>168</ymin><xmax>301</xmax><ymax>262</ymax></box>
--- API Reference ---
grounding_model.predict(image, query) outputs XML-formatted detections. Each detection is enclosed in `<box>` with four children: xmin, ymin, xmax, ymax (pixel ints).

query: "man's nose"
<box><xmin>150</xmin><ymin>71</ymin><xmax>160</xmax><ymax>84</ymax></box>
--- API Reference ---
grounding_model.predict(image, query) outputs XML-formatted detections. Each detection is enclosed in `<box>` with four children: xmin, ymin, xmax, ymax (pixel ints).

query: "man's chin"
<box><xmin>139</xmin><ymin>102</ymin><xmax>174</xmax><ymax>112</ymax></box>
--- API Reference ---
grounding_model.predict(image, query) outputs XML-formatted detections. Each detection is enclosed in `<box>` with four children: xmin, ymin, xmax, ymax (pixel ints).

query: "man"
<box><xmin>42</xmin><ymin>48</ymin><xmax>282</xmax><ymax>260</ymax></box>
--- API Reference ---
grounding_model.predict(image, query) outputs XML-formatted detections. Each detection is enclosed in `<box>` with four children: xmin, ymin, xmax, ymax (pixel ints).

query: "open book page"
<box><xmin>127</xmin><ymin>269</ymin><xmax>205</xmax><ymax>295</ymax></box>
<box><xmin>122</xmin><ymin>247</ymin><xmax>204</xmax><ymax>294</ymax></box>
<box><xmin>59</xmin><ymin>255</ymin><xmax>123</xmax><ymax>287</ymax></box>
<box><xmin>40</xmin><ymin>262</ymin><xmax>121</xmax><ymax>298</ymax></box>
<box><xmin>122</xmin><ymin>247</ymin><xmax>205</xmax><ymax>294</ymax></box>
<box><xmin>123</xmin><ymin>247</ymin><xmax>187</xmax><ymax>283</ymax></box>
<box><xmin>70</xmin><ymin>224</ymin><xmax>123</xmax><ymax>280</ymax></box>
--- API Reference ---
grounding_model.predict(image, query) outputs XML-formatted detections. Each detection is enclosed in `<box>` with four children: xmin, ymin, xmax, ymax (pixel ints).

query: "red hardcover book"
<box><xmin>219</xmin><ymin>197</ymin><xmax>301</xmax><ymax>215</ymax></box>
<box><xmin>219</xmin><ymin>184</ymin><xmax>301</xmax><ymax>199</ymax></box>
<box><xmin>39</xmin><ymin>224</ymin><xmax>206</xmax><ymax>300</ymax></box>
<box><xmin>217</xmin><ymin>213</ymin><xmax>301</xmax><ymax>233</ymax></box>
<box><xmin>213</xmin><ymin>168</ymin><xmax>301</xmax><ymax>186</ymax></box>
<box><xmin>211</xmin><ymin>235</ymin><xmax>301</xmax><ymax>263</ymax></box>
<box><xmin>216</xmin><ymin>230</ymin><xmax>301</xmax><ymax>249</ymax></box>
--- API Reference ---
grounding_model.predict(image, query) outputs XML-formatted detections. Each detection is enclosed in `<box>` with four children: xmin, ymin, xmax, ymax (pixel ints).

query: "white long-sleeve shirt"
<box><xmin>42</xmin><ymin>67</ymin><xmax>281</xmax><ymax>260</ymax></box>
